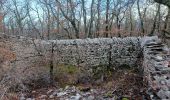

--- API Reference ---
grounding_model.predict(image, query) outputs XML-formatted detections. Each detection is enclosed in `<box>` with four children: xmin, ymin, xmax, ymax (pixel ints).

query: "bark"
<box><xmin>129</xmin><ymin>7</ymin><xmax>133</xmax><ymax>36</ymax></box>
<box><xmin>149</xmin><ymin>4</ymin><xmax>160</xmax><ymax>36</ymax></box>
<box><xmin>96</xmin><ymin>0</ymin><xmax>101</xmax><ymax>38</ymax></box>
<box><xmin>105</xmin><ymin>0</ymin><xmax>110</xmax><ymax>37</ymax></box>
<box><xmin>88</xmin><ymin>0</ymin><xmax>94</xmax><ymax>38</ymax></box>
<box><xmin>81</xmin><ymin>0</ymin><xmax>87</xmax><ymax>36</ymax></box>
<box><xmin>137</xmin><ymin>0</ymin><xmax>145</xmax><ymax>34</ymax></box>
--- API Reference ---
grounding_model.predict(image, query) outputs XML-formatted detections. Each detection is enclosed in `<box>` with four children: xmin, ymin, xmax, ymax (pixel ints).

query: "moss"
<box><xmin>92</xmin><ymin>64</ymin><xmax>113</xmax><ymax>81</ymax></box>
<box><xmin>53</xmin><ymin>64</ymin><xmax>80</xmax><ymax>86</ymax></box>
<box><xmin>103</xmin><ymin>91</ymin><xmax>114</xmax><ymax>98</ymax></box>
<box><xmin>122</xmin><ymin>97</ymin><xmax>129</xmax><ymax>100</ymax></box>
<box><xmin>55</xmin><ymin>64</ymin><xmax>78</xmax><ymax>74</ymax></box>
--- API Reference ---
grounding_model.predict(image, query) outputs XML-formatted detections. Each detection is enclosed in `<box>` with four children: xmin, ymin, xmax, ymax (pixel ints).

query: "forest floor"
<box><xmin>2</xmin><ymin>68</ymin><xmax>149</xmax><ymax>100</ymax></box>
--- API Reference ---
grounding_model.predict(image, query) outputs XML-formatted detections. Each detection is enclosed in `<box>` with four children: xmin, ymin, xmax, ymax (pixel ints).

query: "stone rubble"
<box><xmin>20</xmin><ymin>86</ymin><xmax>117</xmax><ymax>100</ymax></box>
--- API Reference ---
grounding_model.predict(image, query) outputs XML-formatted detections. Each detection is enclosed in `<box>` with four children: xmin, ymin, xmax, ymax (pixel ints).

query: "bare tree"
<box><xmin>11</xmin><ymin>0</ymin><xmax>29</xmax><ymax>35</ymax></box>
<box><xmin>56</xmin><ymin>0</ymin><xmax>80</xmax><ymax>38</ymax></box>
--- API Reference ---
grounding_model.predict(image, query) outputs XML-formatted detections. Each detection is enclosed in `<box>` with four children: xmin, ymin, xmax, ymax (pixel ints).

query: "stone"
<box><xmin>160</xmin><ymin>80</ymin><xmax>166</xmax><ymax>85</ymax></box>
<box><xmin>162</xmin><ymin>86</ymin><xmax>169</xmax><ymax>91</ymax></box>
<box><xmin>81</xmin><ymin>92</ymin><xmax>91</xmax><ymax>96</ymax></box>
<box><xmin>165</xmin><ymin>91</ymin><xmax>170</xmax><ymax>98</ymax></box>
<box><xmin>57</xmin><ymin>92</ymin><xmax>67</xmax><ymax>97</ymax></box>
<box><xmin>167</xmin><ymin>80</ymin><xmax>170</xmax><ymax>87</ymax></box>
<box><xmin>26</xmin><ymin>98</ymin><xmax>34</xmax><ymax>100</ymax></box>
<box><xmin>157</xmin><ymin>90</ymin><xmax>167</xmax><ymax>99</ymax></box>
<box><xmin>20</xmin><ymin>96</ymin><xmax>25</xmax><ymax>100</ymax></box>
<box><xmin>154</xmin><ymin>56</ymin><xmax>163</xmax><ymax>61</ymax></box>
<box><xmin>49</xmin><ymin>95</ymin><xmax>55</xmax><ymax>99</ymax></box>
<box><xmin>70</xmin><ymin>93</ymin><xmax>81</xmax><ymax>100</ymax></box>
<box><xmin>163</xmin><ymin>75</ymin><xmax>168</xmax><ymax>79</ymax></box>
<box><xmin>87</xmin><ymin>96</ymin><xmax>95</xmax><ymax>100</ymax></box>
<box><xmin>65</xmin><ymin>86</ymin><xmax>70</xmax><ymax>90</ymax></box>
<box><xmin>31</xmin><ymin>91</ymin><xmax>36</xmax><ymax>94</ymax></box>
<box><xmin>39</xmin><ymin>95</ymin><xmax>47</xmax><ymax>99</ymax></box>
<box><xmin>47</xmin><ymin>89</ymin><xmax>53</xmax><ymax>94</ymax></box>
<box><xmin>150</xmin><ymin>95</ymin><xmax>154</xmax><ymax>98</ymax></box>
<box><xmin>52</xmin><ymin>91</ymin><xmax>58</xmax><ymax>96</ymax></box>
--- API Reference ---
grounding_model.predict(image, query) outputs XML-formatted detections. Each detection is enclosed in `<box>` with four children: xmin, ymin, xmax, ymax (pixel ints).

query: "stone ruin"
<box><xmin>0</xmin><ymin>33</ymin><xmax>169</xmax><ymax>99</ymax></box>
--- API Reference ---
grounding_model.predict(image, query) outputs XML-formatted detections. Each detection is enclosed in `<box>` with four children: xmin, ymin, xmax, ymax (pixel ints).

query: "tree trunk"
<box><xmin>137</xmin><ymin>0</ymin><xmax>145</xmax><ymax>34</ymax></box>
<box><xmin>105</xmin><ymin>0</ymin><xmax>110</xmax><ymax>37</ymax></box>
<box><xmin>149</xmin><ymin>4</ymin><xmax>160</xmax><ymax>36</ymax></box>
<box><xmin>88</xmin><ymin>0</ymin><xmax>94</xmax><ymax>38</ymax></box>
<box><xmin>81</xmin><ymin>0</ymin><xmax>87</xmax><ymax>37</ymax></box>
<box><xmin>96</xmin><ymin>0</ymin><xmax>101</xmax><ymax>38</ymax></box>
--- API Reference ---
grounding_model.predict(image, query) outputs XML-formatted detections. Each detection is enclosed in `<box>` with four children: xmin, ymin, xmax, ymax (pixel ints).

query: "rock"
<box><xmin>90</xmin><ymin>89</ymin><xmax>97</xmax><ymax>93</ymax></box>
<box><xmin>81</xmin><ymin>92</ymin><xmax>91</xmax><ymax>96</ymax></box>
<box><xmin>65</xmin><ymin>86</ymin><xmax>69</xmax><ymax>90</ymax></box>
<box><xmin>160</xmin><ymin>80</ymin><xmax>166</xmax><ymax>85</ymax></box>
<box><xmin>150</xmin><ymin>95</ymin><xmax>154</xmax><ymax>98</ymax></box>
<box><xmin>157</xmin><ymin>90</ymin><xmax>167</xmax><ymax>99</ymax></box>
<box><xmin>20</xmin><ymin>94</ymin><xmax>25</xmax><ymax>100</ymax></box>
<box><xmin>162</xmin><ymin>85</ymin><xmax>169</xmax><ymax>91</ymax></box>
<box><xmin>47</xmin><ymin>89</ymin><xmax>53</xmax><ymax>94</ymax></box>
<box><xmin>165</xmin><ymin>91</ymin><xmax>170</xmax><ymax>98</ymax></box>
<box><xmin>57</xmin><ymin>92</ymin><xmax>67</xmax><ymax>97</ymax></box>
<box><xmin>154</xmin><ymin>56</ymin><xmax>163</xmax><ymax>61</ymax></box>
<box><xmin>87</xmin><ymin>96</ymin><xmax>95</xmax><ymax>100</ymax></box>
<box><xmin>72</xmin><ymin>86</ymin><xmax>76</xmax><ymax>92</ymax></box>
<box><xmin>38</xmin><ymin>95</ymin><xmax>47</xmax><ymax>99</ymax></box>
<box><xmin>70</xmin><ymin>93</ymin><xmax>81</xmax><ymax>100</ymax></box>
<box><xmin>31</xmin><ymin>91</ymin><xmax>36</xmax><ymax>94</ymax></box>
<box><xmin>167</xmin><ymin>80</ymin><xmax>170</xmax><ymax>87</ymax></box>
<box><xmin>20</xmin><ymin>96</ymin><xmax>25</xmax><ymax>100</ymax></box>
<box><xmin>52</xmin><ymin>91</ymin><xmax>58</xmax><ymax>96</ymax></box>
<box><xmin>49</xmin><ymin>95</ymin><xmax>54</xmax><ymax>99</ymax></box>
<box><xmin>26</xmin><ymin>98</ymin><xmax>34</xmax><ymax>100</ymax></box>
<box><xmin>163</xmin><ymin>75</ymin><xmax>168</xmax><ymax>79</ymax></box>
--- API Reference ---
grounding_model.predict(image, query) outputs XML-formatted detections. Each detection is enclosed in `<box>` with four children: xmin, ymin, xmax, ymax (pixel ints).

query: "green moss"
<box><xmin>122</xmin><ymin>97</ymin><xmax>129</xmax><ymax>100</ymax></box>
<box><xmin>103</xmin><ymin>91</ymin><xmax>113</xmax><ymax>98</ymax></box>
<box><xmin>55</xmin><ymin>64</ymin><xmax>78</xmax><ymax>74</ymax></box>
<box><xmin>92</xmin><ymin>64</ymin><xmax>113</xmax><ymax>80</ymax></box>
<box><xmin>53</xmin><ymin>64</ymin><xmax>80</xmax><ymax>86</ymax></box>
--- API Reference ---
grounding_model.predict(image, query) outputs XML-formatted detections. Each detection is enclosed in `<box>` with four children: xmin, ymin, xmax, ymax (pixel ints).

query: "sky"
<box><xmin>2</xmin><ymin>0</ymin><xmax>169</xmax><ymax>24</ymax></box>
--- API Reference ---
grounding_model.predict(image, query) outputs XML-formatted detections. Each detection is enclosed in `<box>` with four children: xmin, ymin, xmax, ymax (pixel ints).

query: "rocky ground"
<box><xmin>2</xmin><ymin>68</ymin><xmax>148</xmax><ymax>100</ymax></box>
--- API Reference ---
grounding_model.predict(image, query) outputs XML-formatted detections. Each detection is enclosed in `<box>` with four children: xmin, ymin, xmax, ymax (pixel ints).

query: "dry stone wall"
<box><xmin>36</xmin><ymin>37</ymin><xmax>142</xmax><ymax>67</ymax></box>
<box><xmin>142</xmin><ymin>37</ymin><xmax>170</xmax><ymax>99</ymax></box>
<box><xmin>0</xmin><ymin>34</ymin><xmax>143</xmax><ymax>84</ymax></box>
